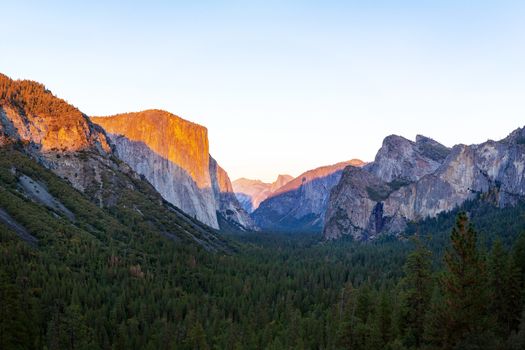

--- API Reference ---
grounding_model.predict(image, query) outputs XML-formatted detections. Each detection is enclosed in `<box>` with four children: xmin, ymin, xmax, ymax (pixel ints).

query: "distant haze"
<box><xmin>2</xmin><ymin>1</ymin><xmax>525</xmax><ymax>182</ymax></box>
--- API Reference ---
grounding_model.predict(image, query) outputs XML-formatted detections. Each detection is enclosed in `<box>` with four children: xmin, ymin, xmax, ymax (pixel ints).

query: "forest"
<box><xmin>2</xmin><ymin>149</ymin><xmax>525</xmax><ymax>349</ymax></box>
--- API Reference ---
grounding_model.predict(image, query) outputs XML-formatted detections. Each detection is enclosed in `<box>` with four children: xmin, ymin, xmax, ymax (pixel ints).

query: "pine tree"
<box><xmin>439</xmin><ymin>212</ymin><xmax>492</xmax><ymax>349</ymax></box>
<box><xmin>400</xmin><ymin>238</ymin><xmax>432</xmax><ymax>348</ymax></box>
<box><xmin>366</xmin><ymin>290</ymin><xmax>393</xmax><ymax>350</ymax></box>
<box><xmin>336</xmin><ymin>282</ymin><xmax>359</xmax><ymax>349</ymax></box>
<box><xmin>507</xmin><ymin>306</ymin><xmax>525</xmax><ymax>350</ymax></box>
<box><xmin>512</xmin><ymin>233</ymin><xmax>525</xmax><ymax>280</ymax></box>
<box><xmin>0</xmin><ymin>271</ymin><xmax>32</xmax><ymax>349</ymax></box>
<box><xmin>186</xmin><ymin>321</ymin><xmax>209</xmax><ymax>350</ymax></box>
<box><xmin>489</xmin><ymin>240</ymin><xmax>523</xmax><ymax>338</ymax></box>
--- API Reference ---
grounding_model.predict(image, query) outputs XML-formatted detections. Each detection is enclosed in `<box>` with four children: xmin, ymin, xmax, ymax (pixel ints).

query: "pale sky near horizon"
<box><xmin>2</xmin><ymin>1</ymin><xmax>525</xmax><ymax>182</ymax></box>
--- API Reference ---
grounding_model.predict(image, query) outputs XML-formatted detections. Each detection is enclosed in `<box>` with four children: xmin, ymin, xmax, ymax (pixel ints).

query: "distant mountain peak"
<box><xmin>232</xmin><ymin>174</ymin><xmax>294</xmax><ymax>213</ymax></box>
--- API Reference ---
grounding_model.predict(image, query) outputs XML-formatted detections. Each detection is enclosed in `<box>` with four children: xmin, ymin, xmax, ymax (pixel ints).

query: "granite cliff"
<box><xmin>324</xmin><ymin>130</ymin><xmax>525</xmax><ymax>240</ymax></box>
<box><xmin>252</xmin><ymin>159</ymin><xmax>364</xmax><ymax>232</ymax></box>
<box><xmin>91</xmin><ymin>110</ymin><xmax>255</xmax><ymax>231</ymax></box>
<box><xmin>0</xmin><ymin>73</ymin><xmax>228</xmax><ymax>249</ymax></box>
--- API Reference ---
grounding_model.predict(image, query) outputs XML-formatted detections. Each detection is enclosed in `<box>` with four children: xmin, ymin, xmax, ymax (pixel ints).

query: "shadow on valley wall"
<box><xmin>251</xmin><ymin>168</ymin><xmax>349</xmax><ymax>233</ymax></box>
<box><xmin>106</xmin><ymin>134</ymin><xmax>220</xmax><ymax>228</ymax></box>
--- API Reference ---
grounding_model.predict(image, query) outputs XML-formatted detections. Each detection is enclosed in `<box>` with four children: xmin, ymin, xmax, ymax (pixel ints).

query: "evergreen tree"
<box><xmin>400</xmin><ymin>238</ymin><xmax>432</xmax><ymax>348</ymax></box>
<box><xmin>336</xmin><ymin>283</ymin><xmax>359</xmax><ymax>349</ymax></box>
<box><xmin>185</xmin><ymin>321</ymin><xmax>209</xmax><ymax>350</ymax></box>
<box><xmin>437</xmin><ymin>212</ymin><xmax>492</xmax><ymax>349</ymax></box>
<box><xmin>489</xmin><ymin>240</ymin><xmax>523</xmax><ymax>338</ymax></box>
<box><xmin>507</xmin><ymin>306</ymin><xmax>525</xmax><ymax>350</ymax></box>
<box><xmin>0</xmin><ymin>271</ymin><xmax>33</xmax><ymax>350</ymax></box>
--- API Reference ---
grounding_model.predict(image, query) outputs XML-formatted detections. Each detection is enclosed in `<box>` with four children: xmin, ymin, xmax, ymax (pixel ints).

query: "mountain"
<box><xmin>251</xmin><ymin>159</ymin><xmax>365</xmax><ymax>232</ymax></box>
<box><xmin>0</xmin><ymin>73</ymin><xmax>229</xmax><ymax>250</ymax></box>
<box><xmin>0</xmin><ymin>75</ymin><xmax>110</xmax><ymax>155</ymax></box>
<box><xmin>232</xmin><ymin>174</ymin><xmax>293</xmax><ymax>213</ymax></box>
<box><xmin>324</xmin><ymin>130</ymin><xmax>525</xmax><ymax>240</ymax></box>
<box><xmin>91</xmin><ymin>110</ymin><xmax>256</xmax><ymax>231</ymax></box>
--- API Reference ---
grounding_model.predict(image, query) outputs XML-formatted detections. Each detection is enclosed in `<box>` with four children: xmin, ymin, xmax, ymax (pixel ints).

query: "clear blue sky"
<box><xmin>2</xmin><ymin>1</ymin><xmax>525</xmax><ymax>182</ymax></box>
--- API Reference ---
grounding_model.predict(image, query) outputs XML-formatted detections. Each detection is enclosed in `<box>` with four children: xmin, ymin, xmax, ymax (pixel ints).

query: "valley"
<box><xmin>1</xmin><ymin>72</ymin><xmax>525</xmax><ymax>349</ymax></box>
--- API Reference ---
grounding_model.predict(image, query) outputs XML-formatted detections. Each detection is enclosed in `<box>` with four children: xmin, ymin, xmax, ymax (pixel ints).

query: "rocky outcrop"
<box><xmin>232</xmin><ymin>174</ymin><xmax>293</xmax><ymax>213</ymax></box>
<box><xmin>210</xmin><ymin>157</ymin><xmax>257</xmax><ymax>231</ymax></box>
<box><xmin>0</xmin><ymin>73</ymin><xmax>113</xmax><ymax>197</ymax></box>
<box><xmin>91</xmin><ymin>110</ymin><xmax>254</xmax><ymax>231</ymax></box>
<box><xmin>324</xmin><ymin>130</ymin><xmax>525</xmax><ymax>240</ymax></box>
<box><xmin>365</xmin><ymin>135</ymin><xmax>450</xmax><ymax>183</ymax></box>
<box><xmin>0</xmin><ymin>74</ymin><xmax>110</xmax><ymax>154</ymax></box>
<box><xmin>252</xmin><ymin>160</ymin><xmax>364</xmax><ymax>232</ymax></box>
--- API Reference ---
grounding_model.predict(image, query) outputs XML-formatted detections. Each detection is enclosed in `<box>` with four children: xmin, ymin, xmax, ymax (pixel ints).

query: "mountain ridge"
<box><xmin>251</xmin><ymin>159</ymin><xmax>365</xmax><ymax>232</ymax></box>
<box><xmin>324</xmin><ymin>129</ymin><xmax>525</xmax><ymax>240</ymax></box>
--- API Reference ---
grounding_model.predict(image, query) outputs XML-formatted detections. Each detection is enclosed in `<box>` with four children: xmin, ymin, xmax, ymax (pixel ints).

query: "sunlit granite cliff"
<box><xmin>91</xmin><ymin>110</ymin><xmax>255</xmax><ymax>230</ymax></box>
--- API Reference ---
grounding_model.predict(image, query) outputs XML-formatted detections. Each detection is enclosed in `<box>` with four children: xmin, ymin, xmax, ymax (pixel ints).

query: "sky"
<box><xmin>2</xmin><ymin>1</ymin><xmax>525</xmax><ymax>182</ymax></box>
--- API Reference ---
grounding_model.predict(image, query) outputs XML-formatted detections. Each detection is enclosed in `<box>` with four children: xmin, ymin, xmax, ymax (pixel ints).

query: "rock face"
<box><xmin>91</xmin><ymin>110</ymin><xmax>254</xmax><ymax>231</ymax></box>
<box><xmin>324</xmin><ymin>131</ymin><xmax>525</xmax><ymax>240</ymax></box>
<box><xmin>209</xmin><ymin>157</ymin><xmax>257</xmax><ymax>231</ymax></box>
<box><xmin>365</xmin><ymin>135</ymin><xmax>451</xmax><ymax>183</ymax></box>
<box><xmin>252</xmin><ymin>159</ymin><xmax>365</xmax><ymax>232</ymax></box>
<box><xmin>232</xmin><ymin>174</ymin><xmax>293</xmax><ymax>213</ymax></box>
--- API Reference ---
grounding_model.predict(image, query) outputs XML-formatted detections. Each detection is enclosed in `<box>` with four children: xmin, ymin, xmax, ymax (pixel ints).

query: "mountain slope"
<box><xmin>252</xmin><ymin>159</ymin><xmax>364</xmax><ymax>232</ymax></box>
<box><xmin>91</xmin><ymin>110</ymin><xmax>255</xmax><ymax>231</ymax></box>
<box><xmin>232</xmin><ymin>174</ymin><xmax>293</xmax><ymax>213</ymax></box>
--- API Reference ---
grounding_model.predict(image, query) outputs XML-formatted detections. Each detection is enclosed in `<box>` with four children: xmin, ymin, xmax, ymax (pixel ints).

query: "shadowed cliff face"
<box><xmin>324</xmin><ymin>131</ymin><xmax>525</xmax><ymax>240</ymax></box>
<box><xmin>251</xmin><ymin>160</ymin><xmax>364</xmax><ymax>232</ymax></box>
<box><xmin>99</xmin><ymin>134</ymin><xmax>219</xmax><ymax>228</ymax></box>
<box><xmin>210</xmin><ymin>157</ymin><xmax>257</xmax><ymax>231</ymax></box>
<box><xmin>91</xmin><ymin>110</ymin><xmax>255</xmax><ymax>231</ymax></box>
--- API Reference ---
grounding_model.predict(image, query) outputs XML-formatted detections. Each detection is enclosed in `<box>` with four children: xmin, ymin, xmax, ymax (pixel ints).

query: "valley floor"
<box><xmin>2</xmin><ymin>184</ymin><xmax>525</xmax><ymax>349</ymax></box>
